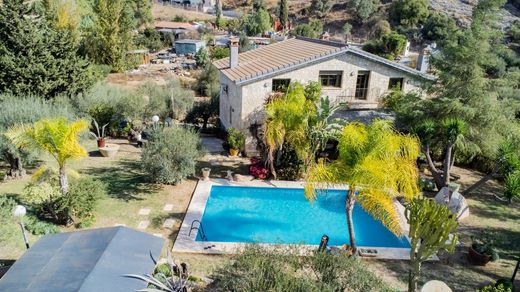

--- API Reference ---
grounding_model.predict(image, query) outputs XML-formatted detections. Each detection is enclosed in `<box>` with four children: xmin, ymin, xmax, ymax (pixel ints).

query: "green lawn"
<box><xmin>0</xmin><ymin>138</ymin><xmax>197</xmax><ymax>260</ymax></box>
<box><xmin>1</xmin><ymin>142</ymin><xmax>519</xmax><ymax>290</ymax></box>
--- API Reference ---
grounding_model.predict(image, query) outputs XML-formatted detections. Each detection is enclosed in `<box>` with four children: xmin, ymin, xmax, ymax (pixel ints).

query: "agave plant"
<box><xmin>125</xmin><ymin>251</ymin><xmax>190</xmax><ymax>292</ymax></box>
<box><xmin>89</xmin><ymin>119</ymin><xmax>109</xmax><ymax>140</ymax></box>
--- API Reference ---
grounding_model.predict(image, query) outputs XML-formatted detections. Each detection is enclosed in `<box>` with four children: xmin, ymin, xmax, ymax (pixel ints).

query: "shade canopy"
<box><xmin>0</xmin><ymin>226</ymin><xmax>164</xmax><ymax>292</ymax></box>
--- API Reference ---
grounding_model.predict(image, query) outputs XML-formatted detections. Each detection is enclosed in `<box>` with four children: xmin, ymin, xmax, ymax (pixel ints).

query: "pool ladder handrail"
<box><xmin>189</xmin><ymin>219</ymin><xmax>207</xmax><ymax>241</ymax></box>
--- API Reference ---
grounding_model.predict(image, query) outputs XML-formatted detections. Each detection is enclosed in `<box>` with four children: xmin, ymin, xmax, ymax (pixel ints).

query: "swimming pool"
<box><xmin>195</xmin><ymin>185</ymin><xmax>410</xmax><ymax>248</ymax></box>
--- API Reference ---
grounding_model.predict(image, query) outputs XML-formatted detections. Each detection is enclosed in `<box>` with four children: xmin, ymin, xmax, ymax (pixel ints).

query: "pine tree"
<box><xmin>0</xmin><ymin>0</ymin><xmax>95</xmax><ymax>98</ymax></box>
<box><xmin>278</xmin><ymin>0</ymin><xmax>288</xmax><ymax>29</ymax></box>
<box><xmin>215</xmin><ymin>0</ymin><xmax>223</xmax><ymax>29</ymax></box>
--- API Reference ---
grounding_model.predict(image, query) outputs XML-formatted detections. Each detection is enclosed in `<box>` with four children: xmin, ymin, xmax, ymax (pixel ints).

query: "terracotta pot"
<box><xmin>468</xmin><ymin>245</ymin><xmax>492</xmax><ymax>266</ymax></box>
<box><xmin>229</xmin><ymin>148</ymin><xmax>239</xmax><ymax>157</ymax></box>
<box><xmin>97</xmin><ymin>138</ymin><xmax>106</xmax><ymax>148</ymax></box>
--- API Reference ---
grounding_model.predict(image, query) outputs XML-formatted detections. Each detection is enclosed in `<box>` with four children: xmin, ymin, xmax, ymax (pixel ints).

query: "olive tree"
<box><xmin>141</xmin><ymin>127</ymin><xmax>203</xmax><ymax>184</ymax></box>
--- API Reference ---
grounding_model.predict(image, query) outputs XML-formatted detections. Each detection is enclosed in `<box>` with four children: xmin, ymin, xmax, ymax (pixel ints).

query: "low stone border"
<box><xmin>173</xmin><ymin>178</ymin><xmax>414</xmax><ymax>260</ymax></box>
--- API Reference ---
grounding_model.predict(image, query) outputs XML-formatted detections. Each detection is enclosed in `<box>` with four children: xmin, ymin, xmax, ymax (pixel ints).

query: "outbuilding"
<box><xmin>175</xmin><ymin>39</ymin><xmax>205</xmax><ymax>55</ymax></box>
<box><xmin>0</xmin><ymin>226</ymin><xmax>164</xmax><ymax>292</ymax></box>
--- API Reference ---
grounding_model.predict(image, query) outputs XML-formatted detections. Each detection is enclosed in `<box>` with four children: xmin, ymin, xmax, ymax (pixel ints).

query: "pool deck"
<box><xmin>173</xmin><ymin>178</ymin><xmax>418</xmax><ymax>260</ymax></box>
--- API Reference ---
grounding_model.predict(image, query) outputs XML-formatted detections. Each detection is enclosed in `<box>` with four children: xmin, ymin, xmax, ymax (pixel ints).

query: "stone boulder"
<box><xmin>434</xmin><ymin>187</ymin><xmax>470</xmax><ymax>220</ymax></box>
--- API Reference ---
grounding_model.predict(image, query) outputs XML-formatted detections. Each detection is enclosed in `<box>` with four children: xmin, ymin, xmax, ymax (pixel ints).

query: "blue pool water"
<box><xmin>196</xmin><ymin>185</ymin><xmax>410</xmax><ymax>248</ymax></box>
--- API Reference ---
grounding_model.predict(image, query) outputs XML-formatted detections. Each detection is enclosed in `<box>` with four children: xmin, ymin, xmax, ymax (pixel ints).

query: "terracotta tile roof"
<box><xmin>154</xmin><ymin>21</ymin><xmax>196</xmax><ymax>30</ymax></box>
<box><xmin>213</xmin><ymin>37</ymin><xmax>435</xmax><ymax>84</ymax></box>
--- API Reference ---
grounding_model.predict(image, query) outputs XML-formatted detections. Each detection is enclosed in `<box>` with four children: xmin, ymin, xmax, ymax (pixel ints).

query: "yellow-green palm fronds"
<box><xmin>305</xmin><ymin>120</ymin><xmax>421</xmax><ymax>235</ymax></box>
<box><xmin>6</xmin><ymin>117</ymin><xmax>88</xmax><ymax>168</ymax></box>
<box><xmin>304</xmin><ymin>160</ymin><xmax>344</xmax><ymax>202</ymax></box>
<box><xmin>357</xmin><ymin>188</ymin><xmax>403</xmax><ymax>236</ymax></box>
<box><xmin>338</xmin><ymin>122</ymin><xmax>368</xmax><ymax>165</ymax></box>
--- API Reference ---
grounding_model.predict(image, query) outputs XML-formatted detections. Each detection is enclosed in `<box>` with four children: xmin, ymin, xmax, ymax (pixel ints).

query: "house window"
<box><xmin>355</xmin><ymin>71</ymin><xmax>370</xmax><ymax>99</ymax></box>
<box><xmin>272</xmin><ymin>79</ymin><xmax>291</xmax><ymax>92</ymax></box>
<box><xmin>221</xmin><ymin>84</ymin><xmax>228</xmax><ymax>95</ymax></box>
<box><xmin>319</xmin><ymin>71</ymin><xmax>342</xmax><ymax>88</ymax></box>
<box><xmin>388</xmin><ymin>78</ymin><xmax>404</xmax><ymax>90</ymax></box>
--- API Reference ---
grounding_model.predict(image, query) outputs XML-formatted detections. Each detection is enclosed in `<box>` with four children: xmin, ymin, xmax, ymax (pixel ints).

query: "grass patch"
<box><xmin>0</xmin><ymin>138</ymin><xmax>197</xmax><ymax>260</ymax></box>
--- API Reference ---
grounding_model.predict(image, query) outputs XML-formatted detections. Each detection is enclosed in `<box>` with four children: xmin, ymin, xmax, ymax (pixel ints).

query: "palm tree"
<box><xmin>264</xmin><ymin>83</ymin><xmax>315</xmax><ymax>178</ymax></box>
<box><xmin>304</xmin><ymin>120</ymin><xmax>421</xmax><ymax>252</ymax></box>
<box><xmin>7</xmin><ymin>117</ymin><xmax>88</xmax><ymax>194</ymax></box>
<box><xmin>264</xmin><ymin>82</ymin><xmax>342</xmax><ymax>178</ymax></box>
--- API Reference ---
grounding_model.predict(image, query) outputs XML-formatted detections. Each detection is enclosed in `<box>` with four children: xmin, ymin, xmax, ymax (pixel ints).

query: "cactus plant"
<box><xmin>405</xmin><ymin>198</ymin><xmax>459</xmax><ymax>292</ymax></box>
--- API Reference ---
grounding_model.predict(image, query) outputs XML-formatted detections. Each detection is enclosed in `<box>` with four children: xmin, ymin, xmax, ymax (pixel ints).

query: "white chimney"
<box><xmin>229</xmin><ymin>37</ymin><xmax>239</xmax><ymax>69</ymax></box>
<box><xmin>416</xmin><ymin>46</ymin><xmax>431</xmax><ymax>73</ymax></box>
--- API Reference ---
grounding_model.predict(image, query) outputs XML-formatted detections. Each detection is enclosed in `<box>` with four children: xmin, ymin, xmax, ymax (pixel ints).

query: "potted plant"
<box><xmin>468</xmin><ymin>235</ymin><xmax>499</xmax><ymax>266</ymax></box>
<box><xmin>226</xmin><ymin>128</ymin><xmax>245</xmax><ymax>157</ymax></box>
<box><xmin>89</xmin><ymin>119</ymin><xmax>109</xmax><ymax>148</ymax></box>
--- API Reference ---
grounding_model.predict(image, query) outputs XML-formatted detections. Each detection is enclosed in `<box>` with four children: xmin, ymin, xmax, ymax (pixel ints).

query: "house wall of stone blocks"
<box><xmin>219</xmin><ymin>52</ymin><xmax>424</xmax><ymax>156</ymax></box>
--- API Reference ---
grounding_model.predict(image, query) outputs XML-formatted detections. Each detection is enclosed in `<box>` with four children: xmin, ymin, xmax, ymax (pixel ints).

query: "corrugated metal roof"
<box><xmin>155</xmin><ymin>21</ymin><xmax>196</xmax><ymax>30</ymax></box>
<box><xmin>0</xmin><ymin>227</ymin><xmax>164</xmax><ymax>292</ymax></box>
<box><xmin>213</xmin><ymin>37</ymin><xmax>435</xmax><ymax>84</ymax></box>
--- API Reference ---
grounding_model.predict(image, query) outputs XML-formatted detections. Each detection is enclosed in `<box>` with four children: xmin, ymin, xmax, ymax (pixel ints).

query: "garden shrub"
<box><xmin>363</xmin><ymin>32</ymin><xmax>407</xmax><ymax>60</ymax></box>
<box><xmin>210</xmin><ymin>47</ymin><xmax>229</xmax><ymax>60</ymax></box>
<box><xmin>25</xmin><ymin>215</ymin><xmax>60</xmax><ymax>235</ymax></box>
<box><xmin>211</xmin><ymin>245</ymin><xmax>393</xmax><ymax>291</ymax></box>
<box><xmin>21</xmin><ymin>180</ymin><xmax>65</xmax><ymax>223</ymax></box>
<box><xmin>141</xmin><ymin>127</ymin><xmax>203</xmax><ymax>185</ymax></box>
<box><xmin>249</xmin><ymin>157</ymin><xmax>268</xmax><ymax>179</ymax></box>
<box><xmin>275</xmin><ymin>145</ymin><xmax>303</xmax><ymax>180</ymax></box>
<box><xmin>478</xmin><ymin>283</ymin><xmax>512</xmax><ymax>292</ymax></box>
<box><xmin>504</xmin><ymin>171</ymin><xmax>520</xmax><ymax>203</ymax></box>
<box><xmin>21</xmin><ymin>176</ymin><xmax>105</xmax><ymax>226</ymax></box>
<box><xmin>154</xmin><ymin>263</ymin><xmax>172</xmax><ymax>277</ymax></box>
<box><xmin>58</xmin><ymin>177</ymin><xmax>106</xmax><ymax>225</ymax></box>
<box><xmin>0</xmin><ymin>196</ymin><xmax>18</xmax><ymax>243</ymax></box>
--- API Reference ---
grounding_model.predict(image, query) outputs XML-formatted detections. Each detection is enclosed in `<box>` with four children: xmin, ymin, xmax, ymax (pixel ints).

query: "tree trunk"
<box><xmin>423</xmin><ymin>146</ymin><xmax>444</xmax><ymax>190</ymax></box>
<box><xmin>463</xmin><ymin>171</ymin><xmax>498</xmax><ymax>196</ymax></box>
<box><xmin>408</xmin><ymin>259</ymin><xmax>421</xmax><ymax>292</ymax></box>
<box><xmin>267</xmin><ymin>148</ymin><xmax>277</xmax><ymax>179</ymax></box>
<box><xmin>5</xmin><ymin>152</ymin><xmax>26</xmax><ymax>179</ymax></box>
<box><xmin>443</xmin><ymin>145</ymin><xmax>453</xmax><ymax>188</ymax></box>
<box><xmin>346</xmin><ymin>189</ymin><xmax>357</xmax><ymax>253</ymax></box>
<box><xmin>59</xmin><ymin>166</ymin><xmax>69</xmax><ymax>194</ymax></box>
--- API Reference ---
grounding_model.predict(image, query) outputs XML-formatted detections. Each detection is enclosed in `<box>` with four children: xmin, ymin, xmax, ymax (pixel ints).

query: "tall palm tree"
<box><xmin>304</xmin><ymin>120</ymin><xmax>421</xmax><ymax>252</ymax></box>
<box><xmin>7</xmin><ymin>117</ymin><xmax>88</xmax><ymax>194</ymax></box>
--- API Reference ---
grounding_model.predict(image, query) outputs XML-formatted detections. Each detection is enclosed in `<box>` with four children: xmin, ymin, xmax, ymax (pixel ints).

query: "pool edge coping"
<box><xmin>173</xmin><ymin>178</ymin><xmax>417</xmax><ymax>260</ymax></box>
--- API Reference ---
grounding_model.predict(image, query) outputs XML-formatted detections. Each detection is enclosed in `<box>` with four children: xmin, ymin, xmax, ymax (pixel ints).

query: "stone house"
<box><xmin>213</xmin><ymin>37</ymin><xmax>434</xmax><ymax>155</ymax></box>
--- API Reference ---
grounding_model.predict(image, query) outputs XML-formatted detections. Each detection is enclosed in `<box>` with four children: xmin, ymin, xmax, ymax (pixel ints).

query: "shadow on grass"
<box><xmin>88</xmin><ymin>150</ymin><xmax>103</xmax><ymax>158</ymax></box>
<box><xmin>196</xmin><ymin>160</ymin><xmax>250</xmax><ymax>179</ymax></box>
<box><xmin>150</xmin><ymin>212</ymin><xmax>185</xmax><ymax>229</ymax></box>
<box><xmin>83</xmin><ymin>159</ymin><xmax>160</xmax><ymax>201</ymax></box>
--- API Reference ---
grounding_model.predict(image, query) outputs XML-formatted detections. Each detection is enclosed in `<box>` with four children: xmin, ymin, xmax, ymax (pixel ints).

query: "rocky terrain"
<box><xmin>223</xmin><ymin>0</ymin><xmax>520</xmax><ymax>30</ymax></box>
<box><xmin>429</xmin><ymin>0</ymin><xmax>520</xmax><ymax>28</ymax></box>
